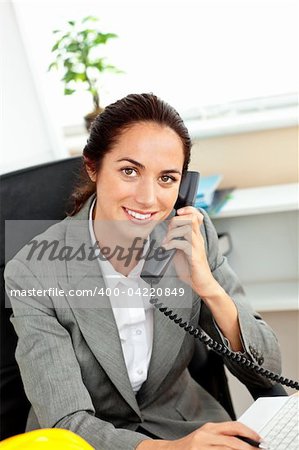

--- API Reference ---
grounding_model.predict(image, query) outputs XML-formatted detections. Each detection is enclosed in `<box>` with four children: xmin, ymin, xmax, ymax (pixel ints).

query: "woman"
<box><xmin>5</xmin><ymin>93</ymin><xmax>281</xmax><ymax>450</ymax></box>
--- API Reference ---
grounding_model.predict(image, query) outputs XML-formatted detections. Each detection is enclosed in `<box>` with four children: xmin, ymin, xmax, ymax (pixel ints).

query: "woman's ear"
<box><xmin>84</xmin><ymin>157</ymin><xmax>97</xmax><ymax>183</ymax></box>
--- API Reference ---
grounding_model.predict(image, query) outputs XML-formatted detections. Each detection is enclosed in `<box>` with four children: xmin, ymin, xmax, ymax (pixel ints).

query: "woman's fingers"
<box><xmin>136</xmin><ymin>421</ymin><xmax>263</xmax><ymax>450</ymax></box>
<box><xmin>217</xmin><ymin>421</ymin><xmax>261</xmax><ymax>442</ymax></box>
<box><xmin>162</xmin><ymin>236</ymin><xmax>192</xmax><ymax>257</ymax></box>
<box><xmin>190</xmin><ymin>422</ymin><xmax>262</xmax><ymax>449</ymax></box>
<box><xmin>218</xmin><ymin>438</ymin><xmax>256</xmax><ymax>449</ymax></box>
<box><xmin>163</xmin><ymin>224</ymin><xmax>192</xmax><ymax>243</ymax></box>
<box><xmin>218</xmin><ymin>435</ymin><xmax>260</xmax><ymax>449</ymax></box>
<box><xmin>176</xmin><ymin>206</ymin><xmax>203</xmax><ymax>221</ymax></box>
<box><xmin>168</xmin><ymin>207</ymin><xmax>204</xmax><ymax>232</ymax></box>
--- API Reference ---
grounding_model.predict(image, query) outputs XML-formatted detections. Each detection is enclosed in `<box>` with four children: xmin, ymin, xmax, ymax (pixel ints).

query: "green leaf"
<box><xmin>51</xmin><ymin>41</ymin><xmax>60</xmax><ymax>52</ymax></box>
<box><xmin>62</xmin><ymin>71</ymin><xmax>88</xmax><ymax>83</ymax></box>
<box><xmin>48</xmin><ymin>61</ymin><xmax>58</xmax><ymax>71</ymax></box>
<box><xmin>59</xmin><ymin>33</ymin><xmax>72</xmax><ymax>42</ymax></box>
<box><xmin>82</xmin><ymin>16</ymin><xmax>99</xmax><ymax>23</ymax></box>
<box><xmin>92</xmin><ymin>32</ymin><xmax>118</xmax><ymax>45</ymax></box>
<box><xmin>77</xmin><ymin>73</ymin><xmax>88</xmax><ymax>81</ymax></box>
<box><xmin>101</xmin><ymin>62</ymin><xmax>124</xmax><ymax>74</ymax></box>
<box><xmin>79</xmin><ymin>29</ymin><xmax>97</xmax><ymax>39</ymax></box>
<box><xmin>52</xmin><ymin>29</ymin><xmax>60</xmax><ymax>34</ymax></box>
<box><xmin>66</xmin><ymin>42</ymin><xmax>81</xmax><ymax>53</ymax></box>
<box><xmin>104</xmin><ymin>65</ymin><xmax>124</xmax><ymax>74</ymax></box>
<box><xmin>73</xmin><ymin>72</ymin><xmax>87</xmax><ymax>82</ymax></box>
<box><xmin>92</xmin><ymin>34</ymin><xmax>106</xmax><ymax>45</ymax></box>
<box><xmin>104</xmin><ymin>32</ymin><xmax>118</xmax><ymax>39</ymax></box>
<box><xmin>64</xmin><ymin>88</ymin><xmax>76</xmax><ymax>95</ymax></box>
<box><xmin>62</xmin><ymin>71</ymin><xmax>77</xmax><ymax>82</ymax></box>
<box><xmin>88</xmin><ymin>59</ymin><xmax>105</xmax><ymax>71</ymax></box>
<box><xmin>68</xmin><ymin>20</ymin><xmax>75</xmax><ymax>26</ymax></box>
<box><xmin>63</xmin><ymin>59</ymin><xmax>74</xmax><ymax>69</ymax></box>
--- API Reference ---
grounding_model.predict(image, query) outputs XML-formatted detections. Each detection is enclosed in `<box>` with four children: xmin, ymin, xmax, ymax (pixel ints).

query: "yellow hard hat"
<box><xmin>0</xmin><ymin>428</ymin><xmax>95</xmax><ymax>449</ymax></box>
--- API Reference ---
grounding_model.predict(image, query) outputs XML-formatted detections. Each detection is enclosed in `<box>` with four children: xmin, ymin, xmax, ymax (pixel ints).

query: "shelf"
<box><xmin>186</xmin><ymin>104</ymin><xmax>297</xmax><ymax>139</ymax></box>
<box><xmin>243</xmin><ymin>281</ymin><xmax>298</xmax><ymax>312</ymax></box>
<box><xmin>211</xmin><ymin>183</ymin><xmax>298</xmax><ymax>218</ymax></box>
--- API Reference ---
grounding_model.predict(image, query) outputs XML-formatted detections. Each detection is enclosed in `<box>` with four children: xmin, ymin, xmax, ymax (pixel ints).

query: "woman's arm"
<box><xmin>197</xmin><ymin>208</ymin><xmax>282</xmax><ymax>386</ymax></box>
<box><xmin>162</xmin><ymin>206</ymin><xmax>243</xmax><ymax>351</ymax></box>
<box><xmin>135</xmin><ymin>422</ymin><xmax>263</xmax><ymax>450</ymax></box>
<box><xmin>194</xmin><ymin>278</ymin><xmax>243</xmax><ymax>352</ymax></box>
<box><xmin>162</xmin><ymin>206</ymin><xmax>282</xmax><ymax>387</ymax></box>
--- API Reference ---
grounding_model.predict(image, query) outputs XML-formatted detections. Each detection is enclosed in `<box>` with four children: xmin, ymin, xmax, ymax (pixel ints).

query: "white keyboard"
<box><xmin>259</xmin><ymin>396</ymin><xmax>299</xmax><ymax>449</ymax></box>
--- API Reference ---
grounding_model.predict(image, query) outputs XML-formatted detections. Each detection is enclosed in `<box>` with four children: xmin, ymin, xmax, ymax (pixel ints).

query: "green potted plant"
<box><xmin>48</xmin><ymin>16</ymin><xmax>122</xmax><ymax>130</ymax></box>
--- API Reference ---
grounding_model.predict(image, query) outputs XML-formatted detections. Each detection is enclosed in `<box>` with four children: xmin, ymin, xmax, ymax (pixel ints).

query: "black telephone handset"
<box><xmin>140</xmin><ymin>171</ymin><xmax>200</xmax><ymax>286</ymax></box>
<box><xmin>140</xmin><ymin>171</ymin><xmax>299</xmax><ymax>391</ymax></box>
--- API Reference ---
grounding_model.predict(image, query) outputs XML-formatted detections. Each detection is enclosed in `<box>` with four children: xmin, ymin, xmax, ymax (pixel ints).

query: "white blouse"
<box><xmin>88</xmin><ymin>198</ymin><xmax>154</xmax><ymax>392</ymax></box>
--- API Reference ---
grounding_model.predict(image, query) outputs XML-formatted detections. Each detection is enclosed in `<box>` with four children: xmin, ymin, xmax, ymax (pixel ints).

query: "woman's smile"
<box><xmin>122</xmin><ymin>206</ymin><xmax>158</xmax><ymax>224</ymax></box>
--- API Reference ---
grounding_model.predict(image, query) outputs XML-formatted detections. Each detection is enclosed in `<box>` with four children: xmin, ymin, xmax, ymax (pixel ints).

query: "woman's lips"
<box><xmin>122</xmin><ymin>207</ymin><xmax>157</xmax><ymax>225</ymax></box>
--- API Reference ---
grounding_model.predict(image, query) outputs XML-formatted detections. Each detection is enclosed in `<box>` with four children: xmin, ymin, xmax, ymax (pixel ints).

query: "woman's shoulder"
<box><xmin>6</xmin><ymin>195</ymin><xmax>94</xmax><ymax>270</ymax></box>
<box><xmin>196</xmin><ymin>206</ymin><xmax>221</xmax><ymax>269</ymax></box>
<box><xmin>4</xmin><ymin>217</ymin><xmax>76</xmax><ymax>288</ymax></box>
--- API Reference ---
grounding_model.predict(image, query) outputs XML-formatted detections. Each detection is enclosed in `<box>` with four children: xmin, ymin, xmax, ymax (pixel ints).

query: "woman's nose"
<box><xmin>134</xmin><ymin>180</ymin><xmax>156</xmax><ymax>207</ymax></box>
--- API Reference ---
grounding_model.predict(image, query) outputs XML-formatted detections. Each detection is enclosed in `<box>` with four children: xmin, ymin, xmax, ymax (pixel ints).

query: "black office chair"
<box><xmin>0</xmin><ymin>157</ymin><xmax>82</xmax><ymax>440</ymax></box>
<box><xmin>0</xmin><ymin>157</ymin><xmax>286</xmax><ymax>440</ymax></box>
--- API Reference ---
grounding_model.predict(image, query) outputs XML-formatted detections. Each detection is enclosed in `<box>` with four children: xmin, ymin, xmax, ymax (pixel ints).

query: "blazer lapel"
<box><xmin>136</xmin><ymin>273</ymin><xmax>194</xmax><ymax>407</ymax></box>
<box><xmin>135</xmin><ymin>220</ymin><xmax>195</xmax><ymax>407</ymax></box>
<box><xmin>60</xmin><ymin>196</ymin><xmax>141</xmax><ymax>417</ymax></box>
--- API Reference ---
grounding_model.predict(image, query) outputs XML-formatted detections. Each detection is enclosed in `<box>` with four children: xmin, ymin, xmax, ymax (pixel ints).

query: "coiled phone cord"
<box><xmin>148</xmin><ymin>293</ymin><xmax>299</xmax><ymax>391</ymax></box>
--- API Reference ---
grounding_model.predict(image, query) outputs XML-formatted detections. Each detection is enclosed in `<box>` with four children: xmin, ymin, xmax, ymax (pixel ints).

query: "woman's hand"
<box><xmin>136</xmin><ymin>421</ymin><xmax>264</xmax><ymax>449</ymax></box>
<box><xmin>161</xmin><ymin>206</ymin><xmax>243</xmax><ymax>351</ymax></box>
<box><xmin>162</xmin><ymin>206</ymin><xmax>218</xmax><ymax>298</ymax></box>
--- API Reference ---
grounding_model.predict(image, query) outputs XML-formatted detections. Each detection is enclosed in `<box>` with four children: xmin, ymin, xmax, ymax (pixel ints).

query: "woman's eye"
<box><xmin>121</xmin><ymin>168</ymin><xmax>137</xmax><ymax>177</ymax></box>
<box><xmin>160</xmin><ymin>175</ymin><xmax>175</xmax><ymax>183</ymax></box>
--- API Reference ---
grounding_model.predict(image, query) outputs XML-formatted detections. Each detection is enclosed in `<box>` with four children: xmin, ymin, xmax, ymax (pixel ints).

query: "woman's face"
<box><xmin>90</xmin><ymin>121</ymin><xmax>185</xmax><ymax>239</ymax></box>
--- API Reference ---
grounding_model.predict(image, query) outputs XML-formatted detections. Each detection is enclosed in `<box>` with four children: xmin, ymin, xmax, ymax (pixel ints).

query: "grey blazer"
<box><xmin>4</xmin><ymin>195</ymin><xmax>281</xmax><ymax>450</ymax></box>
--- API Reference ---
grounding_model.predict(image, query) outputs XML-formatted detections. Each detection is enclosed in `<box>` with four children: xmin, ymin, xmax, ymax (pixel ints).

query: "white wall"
<box><xmin>0</xmin><ymin>1</ymin><xmax>66</xmax><ymax>174</ymax></box>
<box><xmin>3</xmin><ymin>0</ymin><xmax>298</xmax><ymax>129</ymax></box>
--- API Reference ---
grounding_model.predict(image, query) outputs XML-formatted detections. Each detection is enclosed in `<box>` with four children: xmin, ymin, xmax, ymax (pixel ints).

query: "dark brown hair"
<box><xmin>68</xmin><ymin>93</ymin><xmax>191</xmax><ymax>215</ymax></box>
